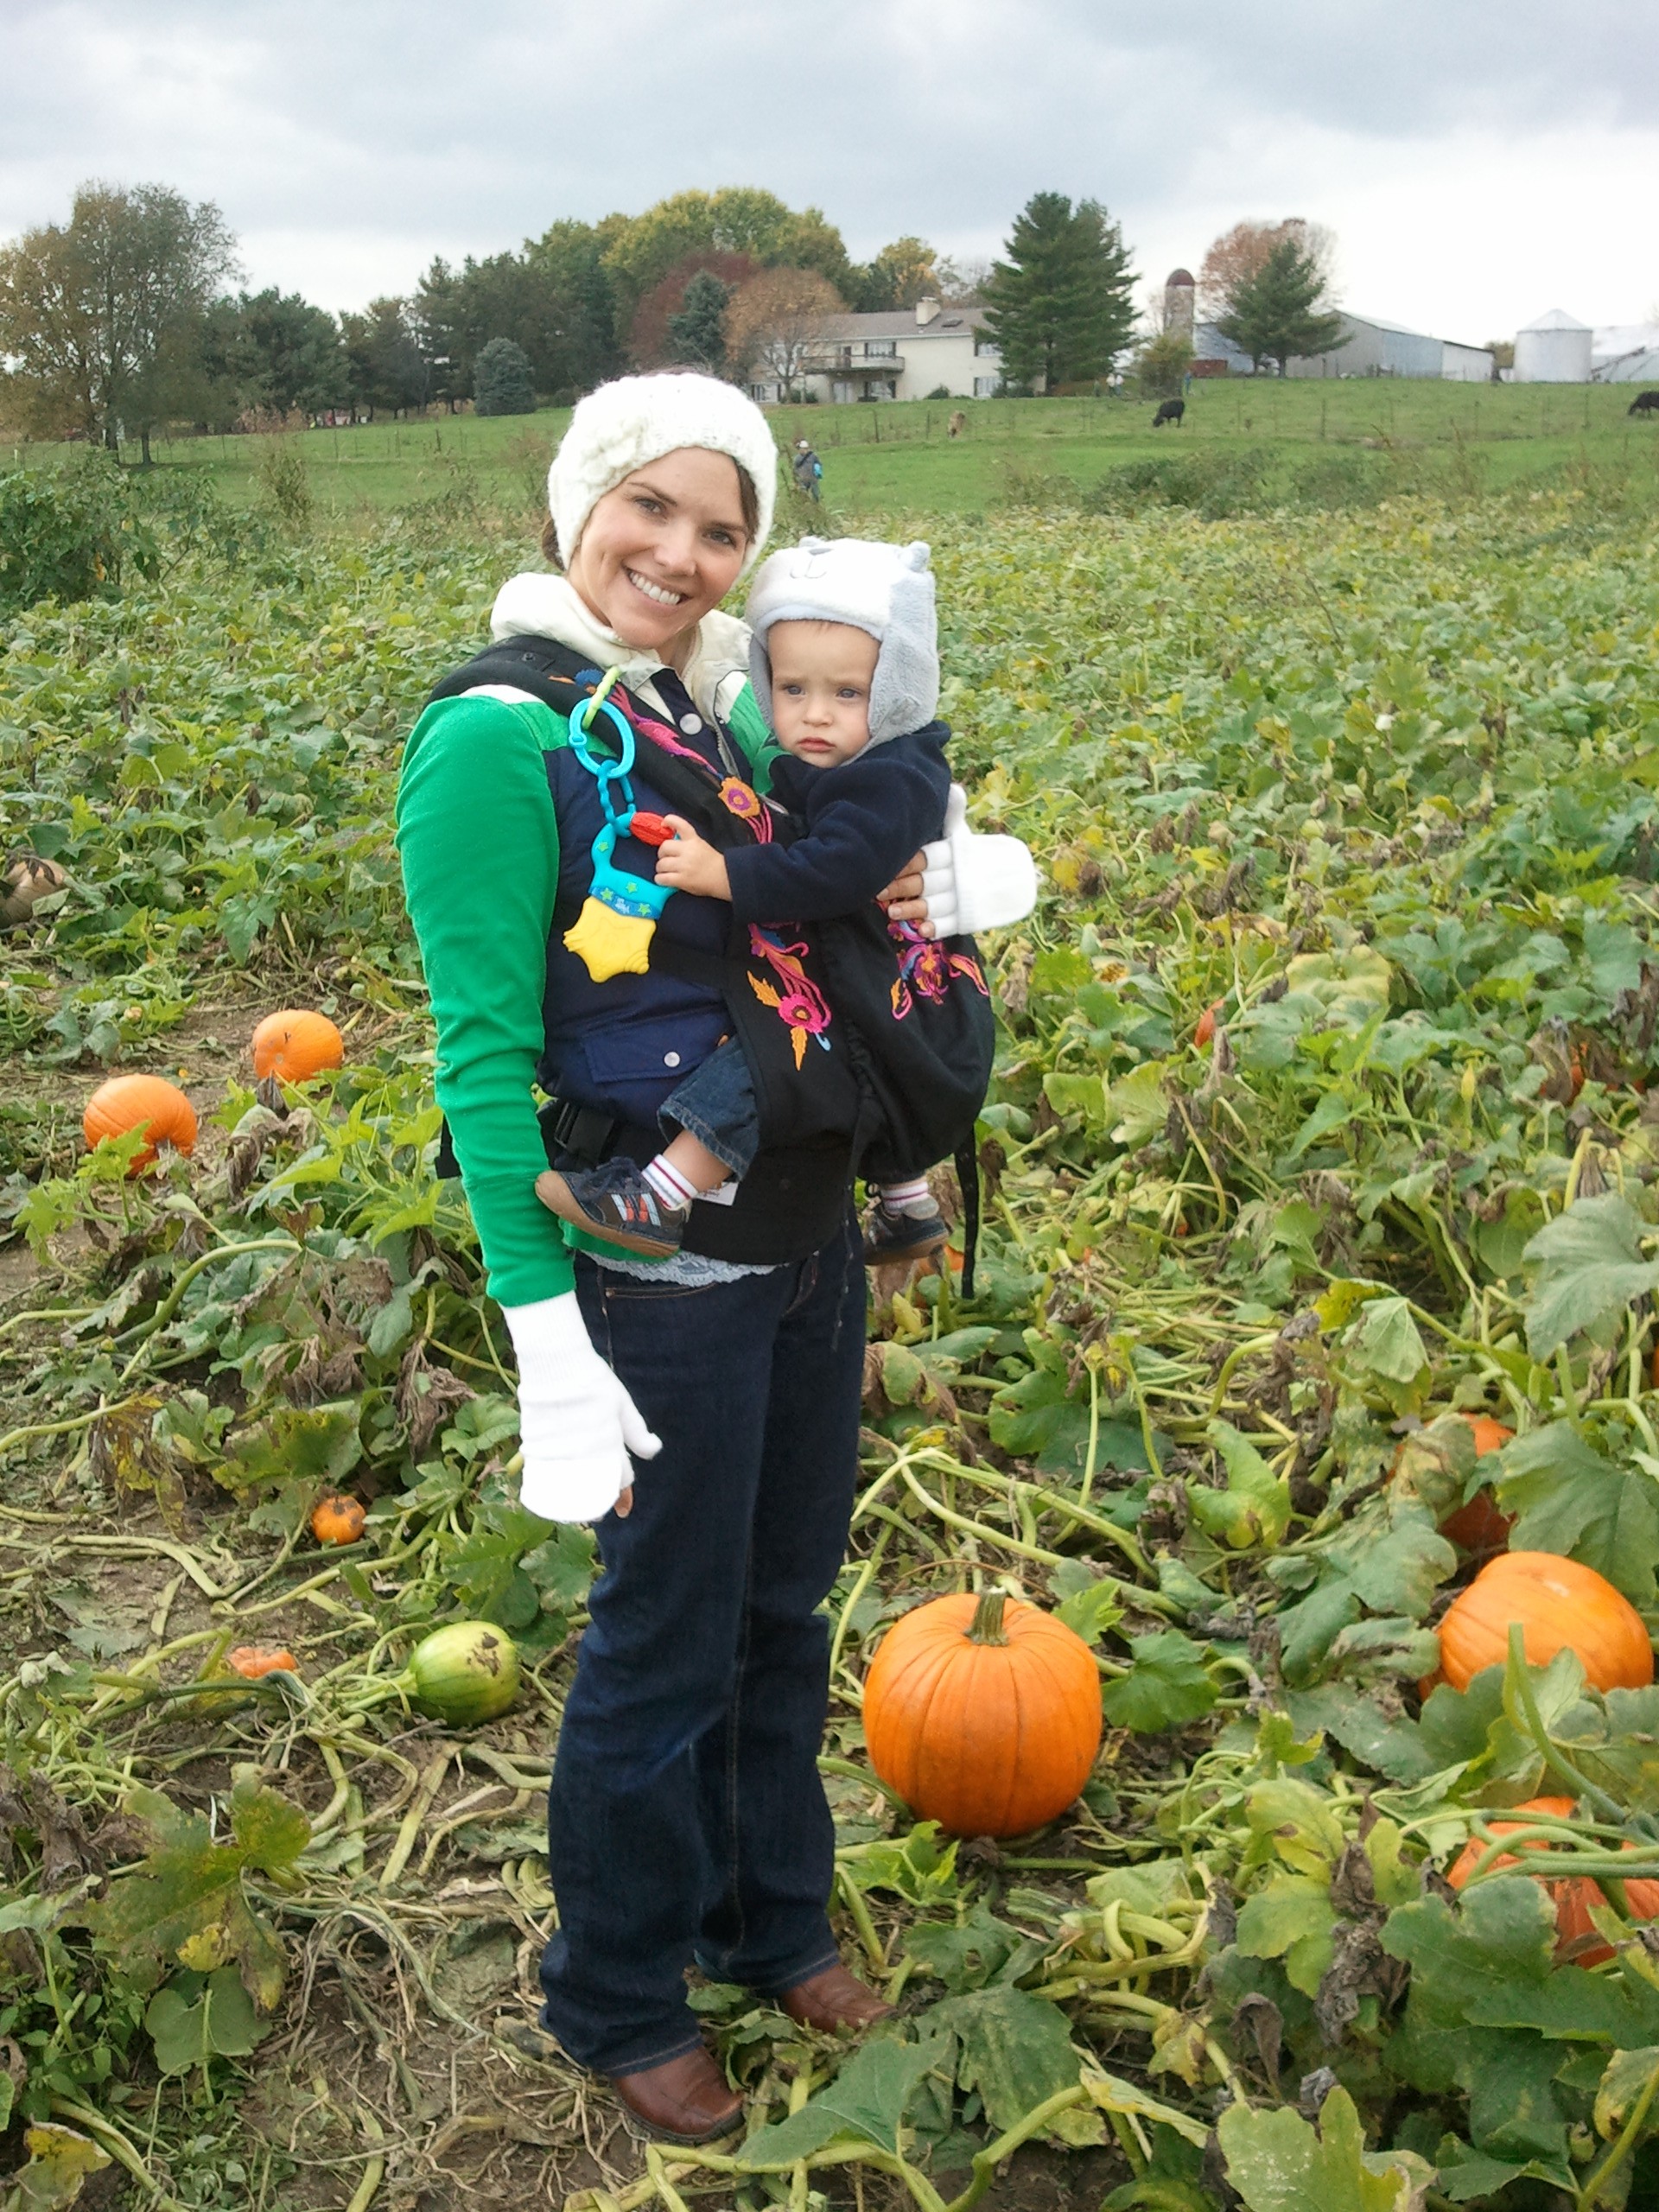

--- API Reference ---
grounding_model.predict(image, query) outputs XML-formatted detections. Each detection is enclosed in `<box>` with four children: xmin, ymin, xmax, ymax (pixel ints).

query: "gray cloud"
<box><xmin>3</xmin><ymin>0</ymin><xmax>1653</xmax><ymax>327</ymax></box>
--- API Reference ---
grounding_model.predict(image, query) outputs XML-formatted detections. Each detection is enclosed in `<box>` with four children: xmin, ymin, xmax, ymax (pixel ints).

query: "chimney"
<box><xmin>914</xmin><ymin>297</ymin><xmax>942</xmax><ymax>327</ymax></box>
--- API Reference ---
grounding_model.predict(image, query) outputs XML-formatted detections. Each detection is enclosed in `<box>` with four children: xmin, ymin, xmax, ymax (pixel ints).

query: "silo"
<box><xmin>1514</xmin><ymin>309</ymin><xmax>1593</xmax><ymax>383</ymax></box>
<box><xmin>1164</xmin><ymin>269</ymin><xmax>1196</xmax><ymax>337</ymax></box>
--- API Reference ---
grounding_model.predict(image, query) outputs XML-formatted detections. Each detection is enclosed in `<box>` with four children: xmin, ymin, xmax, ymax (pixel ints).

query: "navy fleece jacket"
<box><xmin>721</xmin><ymin>721</ymin><xmax>951</xmax><ymax>925</ymax></box>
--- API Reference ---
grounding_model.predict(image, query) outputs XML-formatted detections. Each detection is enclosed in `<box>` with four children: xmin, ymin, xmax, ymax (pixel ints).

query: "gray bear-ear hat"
<box><xmin>745</xmin><ymin>537</ymin><xmax>938</xmax><ymax>748</ymax></box>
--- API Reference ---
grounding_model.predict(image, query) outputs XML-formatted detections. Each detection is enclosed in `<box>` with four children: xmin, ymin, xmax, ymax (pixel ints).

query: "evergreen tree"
<box><xmin>474</xmin><ymin>336</ymin><xmax>537</xmax><ymax>416</ymax></box>
<box><xmin>982</xmin><ymin>194</ymin><xmax>1135</xmax><ymax>393</ymax></box>
<box><xmin>1217</xmin><ymin>238</ymin><xmax>1346</xmax><ymax>372</ymax></box>
<box><xmin>664</xmin><ymin>270</ymin><xmax>733</xmax><ymax>374</ymax></box>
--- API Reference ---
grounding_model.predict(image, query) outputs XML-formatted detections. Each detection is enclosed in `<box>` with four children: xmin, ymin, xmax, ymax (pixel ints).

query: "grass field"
<box><xmin>11</xmin><ymin>378</ymin><xmax>1659</xmax><ymax>521</ymax></box>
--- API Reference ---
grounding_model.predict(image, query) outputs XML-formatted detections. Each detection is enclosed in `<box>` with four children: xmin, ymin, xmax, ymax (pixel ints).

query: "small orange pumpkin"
<box><xmin>83</xmin><ymin>1074</ymin><xmax>198</xmax><ymax>1173</ymax></box>
<box><xmin>1194</xmin><ymin>999</ymin><xmax>1224</xmax><ymax>1049</ymax></box>
<box><xmin>1447</xmin><ymin>1795</ymin><xmax>1659</xmax><ymax>1966</ymax></box>
<box><xmin>1435</xmin><ymin>1551</ymin><xmax>1654</xmax><ymax>1695</ymax></box>
<box><xmin>226</xmin><ymin>1645</ymin><xmax>299</xmax><ymax>1679</ymax></box>
<box><xmin>310</xmin><ymin>1494</ymin><xmax>365</xmax><ymax>1546</ymax></box>
<box><xmin>862</xmin><ymin>1590</ymin><xmax>1103</xmax><ymax>1837</ymax></box>
<box><xmin>1395</xmin><ymin>1412</ymin><xmax>1515</xmax><ymax>1554</ymax></box>
<box><xmin>252</xmin><ymin>1009</ymin><xmax>344</xmax><ymax>1084</ymax></box>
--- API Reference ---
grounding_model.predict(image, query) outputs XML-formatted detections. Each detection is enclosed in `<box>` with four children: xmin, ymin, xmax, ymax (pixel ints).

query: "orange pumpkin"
<box><xmin>226</xmin><ymin>1645</ymin><xmax>299</xmax><ymax>1679</ymax></box>
<box><xmin>1447</xmin><ymin>1796</ymin><xmax>1659</xmax><ymax>1965</ymax></box>
<box><xmin>310</xmin><ymin>1494</ymin><xmax>365</xmax><ymax>1546</ymax></box>
<box><xmin>252</xmin><ymin>1009</ymin><xmax>344</xmax><ymax>1084</ymax></box>
<box><xmin>1435</xmin><ymin>1552</ymin><xmax>1654</xmax><ymax>1695</ymax></box>
<box><xmin>1416</xmin><ymin>1413</ymin><xmax>1515</xmax><ymax>1554</ymax></box>
<box><xmin>1194</xmin><ymin>999</ymin><xmax>1224</xmax><ymax>1049</ymax></box>
<box><xmin>82</xmin><ymin>1074</ymin><xmax>198</xmax><ymax>1173</ymax></box>
<box><xmin>862</xmin><ymin>1590</ymin><xmax>1103</xmax><ymax>1837</ymax></box>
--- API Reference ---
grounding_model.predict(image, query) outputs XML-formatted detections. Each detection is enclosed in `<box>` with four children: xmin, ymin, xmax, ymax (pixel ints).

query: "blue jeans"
<box><xmin>662</xmin><ymin>1037</ymin><xmax>760</xmax><ymax>1178</ymax></box>
<box><xmin>538</xmin><ymin>1214</ymin><xmax>867</xmax><ymax>2075</ymax></box>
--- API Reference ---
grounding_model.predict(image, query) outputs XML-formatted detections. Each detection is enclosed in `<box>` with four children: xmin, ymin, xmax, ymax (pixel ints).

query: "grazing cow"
<box><xmin>1629</xmin><ymin>390</ymin><xmax>1659</xmax><ymax>417</ymax></box>
<box><xmin>1153</xmin><ymin>398</ymin><xmax>1185</xmax><ymax>428</ymax></box>
<box><xmin>947</xmin><ymin>410</ymin><xmax>966</xmax><ymax>438</ymax></box>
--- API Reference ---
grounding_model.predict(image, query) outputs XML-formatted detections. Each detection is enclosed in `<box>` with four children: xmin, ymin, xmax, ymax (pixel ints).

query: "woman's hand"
<box><xmin>656</xmin><ymin>817</ymin><xmax>732</xmax><ymax>901</ymax></box>
<box><xmin>502</xmin><ymin>1292</ymin><xmax>661</xmax><ymax>1524</ymax></box>
<box><xmin>913</xmin><ymin>785</ymin><xmax>1039</xmax><ymax>938</ymax></box>
<box><xmin>876</xmin><ymin>852</ymin><xmax>932</xmax><ymax>935</ymax></box>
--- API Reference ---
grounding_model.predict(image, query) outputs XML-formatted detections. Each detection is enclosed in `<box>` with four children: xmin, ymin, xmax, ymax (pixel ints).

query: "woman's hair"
<box><xmin>541</xmin><ymin>443</ymin><xmax>762</xmax><ymax>570</ymax></box>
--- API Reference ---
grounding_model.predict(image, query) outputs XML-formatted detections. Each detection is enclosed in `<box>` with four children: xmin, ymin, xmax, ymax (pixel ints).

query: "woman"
<box><xmin>397</xmin><ymin>373</ymin><xmax>1016</xmax><ymax>2143</ymax></box>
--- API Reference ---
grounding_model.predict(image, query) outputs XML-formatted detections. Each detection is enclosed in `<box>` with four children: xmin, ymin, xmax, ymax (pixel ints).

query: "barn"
<box><xmin>1513</xmin><ymin>309</ymin><xmax>1593</xmax><ymax>384</ymax></box>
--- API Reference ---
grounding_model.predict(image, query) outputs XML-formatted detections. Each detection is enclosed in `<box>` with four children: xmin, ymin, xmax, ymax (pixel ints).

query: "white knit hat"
<box><xmin>746</xmin><ymin>537</ymin><xmax>938</xmax><ymax>747</ymax></box>
<box><xmin>547</xmin><ymin>372</ymin><xmax>778</xmax><ymax>577</ymax></box>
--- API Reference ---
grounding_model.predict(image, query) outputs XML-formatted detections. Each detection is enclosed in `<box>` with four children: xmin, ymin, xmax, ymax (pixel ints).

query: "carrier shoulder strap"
<box><xmin>426</xmin><ymin>634</ymin><xmax>596</xmax><ymax>722</ymax></box>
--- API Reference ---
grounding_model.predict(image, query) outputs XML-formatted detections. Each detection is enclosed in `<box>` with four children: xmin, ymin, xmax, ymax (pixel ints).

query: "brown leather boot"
<box><xmin>779</xmin><ymin>1962</ymin><xmax>896</xmax><ymax>2032</ymax></box>
<box><xmin>610</xmin><ymin>2046</ymin><xmax>744</xmax><ymax>2144</ymax></box>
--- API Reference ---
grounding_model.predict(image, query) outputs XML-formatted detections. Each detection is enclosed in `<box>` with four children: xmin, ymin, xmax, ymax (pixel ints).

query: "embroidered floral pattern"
<box><xmin>747</xmin><ymin>925</ymin><xmax>833</xmax><ymax>1071</ymax></box>
<box><xmin>888</xmin><ymin>918</ymin><xmax>988</xmax><ymax>1020</ymax></box>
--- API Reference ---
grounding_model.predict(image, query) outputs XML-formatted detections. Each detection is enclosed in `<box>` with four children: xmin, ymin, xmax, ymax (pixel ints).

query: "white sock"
<box><xmin>880</xmin><ymin>1178</ymin><xmax>933</xmax><ymax>1217</ymax></box>
<box><xmin>644</xmin><ymin>1155</ymin><xmax>699</xmax><ymax>1212</ymax></box>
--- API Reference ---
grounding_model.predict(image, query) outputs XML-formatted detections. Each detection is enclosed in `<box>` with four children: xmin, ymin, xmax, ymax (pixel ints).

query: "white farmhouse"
<box><xmin>745</xmin><ymin>298</ymin><xmax>1001</xmax><ymax>404</ymax></box>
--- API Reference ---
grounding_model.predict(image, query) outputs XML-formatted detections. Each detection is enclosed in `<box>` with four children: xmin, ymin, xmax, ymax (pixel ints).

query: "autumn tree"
<box><xmin>665</xmin><ymin>272</ymin><xmax>736</xmax><ymax>376</ymax></box>
<box><xmin>629</xmin><ymin>251</ymin><xmax>758</xmax><ymax>370</ymax></box>
<box><xmin>982</xmin><ymin>194</ymin><xmax>1135</xmax><ymax>393</ymax></box>
<box><xmin>1216</xmin><ymin>236</ymin><xmax>1346</xmax><ymax>373</ymax></box>
<box><xmin>849</xmin><ymin>237</ymin><xmax>941</xmax><ymax>312</ymax></box>
<box><xmin>0</xmin><ymin>181</ymin><xmax>238</xmax><ymax>460</ymax></box>
<box><xmin>601</xmin><ymin>189</ymin><xmax>851</xmax><ymax>325</ymax></box>
<box><xmin>1198</xmin><ymin>219</ymin><xmax>1336</xmax><ymax>321</ymax></box>
<box><xmin>724</xmin><ymin>268</ymin><xmax>842</xmax><ymax>397</ymax></box>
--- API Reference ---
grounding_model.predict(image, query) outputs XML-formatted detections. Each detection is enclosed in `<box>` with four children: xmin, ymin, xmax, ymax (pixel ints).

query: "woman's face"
<box><xmin>565</xmin><ymin>448</ymin><xmax>752</xmax><ymax>657</ymax></box>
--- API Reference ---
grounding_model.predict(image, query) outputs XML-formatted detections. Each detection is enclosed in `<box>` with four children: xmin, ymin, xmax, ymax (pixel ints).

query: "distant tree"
<box><xmin>1485</xmin><ymin>340</ymin><xmax>1515</xmax><ymax>371</ymax></box>
<box><xmin>601</xmin><ymin>189</ymin><xmax>851</xmax><ymax>324</ymax></box>
<box><xmin>0</xmin><ymin>181</ymin><xmax>238</xmax><ymax>460</ymax></box>
<box><xmin>849</xmin><ymin>237</ymin><xmax>941</xmax><ymax>312</ymax></box>
<box><xmin>630</xmin><ymin>251</ymin><xmax>757</xmax><ymax>369</ymax></box>
<box><xmin>665</xmin><ymin>271</ymin><xmax>736</xmax><ymax>375</ymax></box>
<box><xmin>982</xmin><ymin>194</ymin><xmax>1135</xmax><ymax>393</ymax></box>
<box><xmin>1217</xmin><ymin>237</ymin><xmax>1346</xmax><ymax>373</ymax></box>
<box><xmin>1198</xmin><ymin>219</ymin><xmax>1336</xmax><ymax>321</ymax></box>
<box><xmin>1133</xmin><ymin>329</ymin><xmax>1194</xmax><ymax>399</ymax></box>
<box><xmin>521</xmin><ymin>218</ymin><xmax>626</xmax><ymax>397</ymax></box>
<box><xmin>340</xmin><ymin>298</ymin><xmax>430</xmax><ymax>417</ymax></box>
<box><xmin>474</xmin><ymin>336</ymin><xmax>537</xmax><ymax>415</ymax></box>
<box><xmin>207</xmin><ymin>288</ymin><xmax>346</xmax><ymax>417</ymax></box>
<box><xmin>724</xmin><ymin>267</ymin><xmax>842</xmax><ymax>398</ymax></box>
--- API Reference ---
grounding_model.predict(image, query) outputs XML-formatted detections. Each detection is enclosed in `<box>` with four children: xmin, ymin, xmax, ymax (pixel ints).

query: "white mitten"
<box><xmin>920</xmin><ymin>785</ymin><xmax>1039</xmax><ymax>938</ymax></box>
<box><xmin>502</xmin><ymin>1292</ymin><xmax>661</xmax><ymax>1523</ymax></box>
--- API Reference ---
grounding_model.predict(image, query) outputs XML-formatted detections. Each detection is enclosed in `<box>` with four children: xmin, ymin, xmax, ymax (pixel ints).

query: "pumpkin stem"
<box><xmin>967</xmin><ymin>1591</ymin><xmax>1010</xmax><ymax>1645</ymax></box>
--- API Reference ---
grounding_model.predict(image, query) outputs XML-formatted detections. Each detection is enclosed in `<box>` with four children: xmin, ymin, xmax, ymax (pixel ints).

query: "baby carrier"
<box><xmin>425</xmin><ymin>638</ymin><xmax>995</xmax><ymax>1284</ymax></box>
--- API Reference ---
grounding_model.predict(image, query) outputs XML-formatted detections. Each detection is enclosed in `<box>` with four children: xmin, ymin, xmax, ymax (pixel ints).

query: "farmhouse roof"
<box><xmin>815</xmin><ymin>307</ymin><xmax>991</xmax><ymax>340</ymax></box>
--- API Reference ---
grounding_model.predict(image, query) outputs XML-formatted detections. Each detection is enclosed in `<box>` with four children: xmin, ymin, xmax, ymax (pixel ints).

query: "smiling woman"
<box><xmin>396</xmin><ymin>370</ymin><xmax>915</xmax><ymax>2145</ymax></box>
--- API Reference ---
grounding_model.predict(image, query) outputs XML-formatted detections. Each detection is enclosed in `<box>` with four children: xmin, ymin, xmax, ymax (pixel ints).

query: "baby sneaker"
<box><xmin>537</xmin><ymin>1160</ymin><xmax>690</xmax><ymax>1259</ymax></box>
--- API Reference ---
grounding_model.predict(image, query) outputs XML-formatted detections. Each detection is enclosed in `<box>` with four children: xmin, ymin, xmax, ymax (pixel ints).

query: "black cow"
<box><xmin>1153</xmin><ymin>398</ymin><xmax>1185</xmax><ymax>428</ymax></box>
<box><xmin>1629</xmin><ymin>390</ymin><xmax>1659</xmax><ymax>416</ymax></box>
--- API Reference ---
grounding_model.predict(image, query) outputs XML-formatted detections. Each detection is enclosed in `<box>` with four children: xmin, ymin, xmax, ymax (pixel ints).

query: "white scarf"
<box><xmin>486</xmin><ymin>572</ymin><xmax>753</xmax><ymax>728</ymax></box>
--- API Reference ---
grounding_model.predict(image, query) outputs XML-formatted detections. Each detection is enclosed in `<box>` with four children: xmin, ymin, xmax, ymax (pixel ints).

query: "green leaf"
<box><xmin>1522</xmin><ymin>1192</ymin><xmax>1659</xmax><ymax>1361</ymax></box>
<box><xmin>929</xmin><ymin>1984</ymin><xmax>1085</xmax><ymax>2133</ymax></box>
<box><xmin>903</xmin><ymin>1902</ymin><xmax>1050</xmax><ymax>1993</ymax></box>
<box><xmin>218</xmin><ymin>1400</ymin><xmax>362</xmax><ymax>1497</ymax></box>
<box><xmin>1102</xmin><ymin>1630</ymin><xmax>1217</xmax><ymax>1732</ymax></box>
<box><xmin>1344</xmin><ymin>1295</ymin><xmax>1429</xmax><ymax>1385</ymax></box>
<box><xmin>1054</xmin><ymin>1573</ymin><xmax>1125</xmax><ymax>1644</ymax></box>
<box><xmin>1236</xmin><ymin>1875</ymin><xmax>1338</xmax><ymax>1995</ymax></box>
<box><xmin>737</xmin><ymin>2033</ymin><xmax>943</xmax><ymax>2165</ymax></box>
<box><xmin>1494</xmin><ymin>1420</ymin><xmax>1659</xmax><ymax>1602</ymax></box>
<box><xmin>1217</xmin><ymin>2084</ymin><xmax>1426</xmax><ymax>2211</ymax></box>
<box><xmin>844</xmin><ymin>1821</ymin><xmax>959</xmax><ymax>1906</ymax></box>
<box><xmin>1594</xmin><ymin>2044</ymin><xmax>1659</xmax><ymax>2148</ymax></box>
<box><xmin>10</xmin><ymin>2122</ymin><xmax>111</xmax><ymax>2209</ymax></box>
<box><xmin>1187</xmin><ymin>1418</ymin><xmax>1292</xmax><ymax>1549</ymax></box>
<box><xmin>145</xmin><ymin>1966</ymin><xmax>267</xmax><ymax>2074</ymax></box>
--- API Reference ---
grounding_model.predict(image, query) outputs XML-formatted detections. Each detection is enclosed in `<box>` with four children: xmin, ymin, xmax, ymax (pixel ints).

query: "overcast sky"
<box><xmin>5</xmin><ymin>0</ymin><xmax>1656</xmax><ymax>340</ymax></box>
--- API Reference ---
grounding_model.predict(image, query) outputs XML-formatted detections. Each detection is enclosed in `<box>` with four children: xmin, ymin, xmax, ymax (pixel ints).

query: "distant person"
<box><xmin>792</xmin><ymin>437</ymin><xmax>823</xmax><ymax>502</ymax></box>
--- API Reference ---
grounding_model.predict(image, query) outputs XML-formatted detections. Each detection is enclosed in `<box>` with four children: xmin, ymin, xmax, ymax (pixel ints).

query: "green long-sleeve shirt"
<box><xmin>397</xmin><ymin>679</ymin><xmax>774</xmax><ymax>1307</ymax></box>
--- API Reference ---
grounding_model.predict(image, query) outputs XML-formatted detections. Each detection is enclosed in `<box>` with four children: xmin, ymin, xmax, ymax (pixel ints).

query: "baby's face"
<box><xmin>766</xmin><ymin>620</ymin><xmax>879</xmax><ymax>769</ymax></box>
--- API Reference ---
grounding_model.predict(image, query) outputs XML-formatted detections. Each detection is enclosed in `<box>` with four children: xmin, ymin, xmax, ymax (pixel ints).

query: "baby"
<box><xmin>537</xmin><ymin>535</ymin><xmax>958</xmax><ymax>1265</ymax></box>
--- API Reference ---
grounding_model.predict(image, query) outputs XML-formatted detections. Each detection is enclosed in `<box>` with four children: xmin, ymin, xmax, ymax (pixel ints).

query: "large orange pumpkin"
<box><xmin>82</xmin><ymin>1074</ymin><xmax>198</xmax><ymax>1173</ymax></box>
<box><xmin>1435</xmin><ymin>1552</ymin><xmax>1654</xmax><ymax>1694</ymax></box>
<box><xmin>1447</xmin><ymin>1795</ymin><xmax>1659</xmax><ymax>1966</ymax></box>
<box><xmin>862</xmin><ymin>1590</ymin><xmax>1103</xmax><ymax>1837</ymax></box>
<box><xmin>252</xmin><ymin>1009</ymin><xmax>344</xmax><ymax>1084</ymax></box>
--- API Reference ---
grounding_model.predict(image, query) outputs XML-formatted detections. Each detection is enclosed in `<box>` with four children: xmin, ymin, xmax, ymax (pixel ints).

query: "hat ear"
<box><xmin>900</xmin><ymin>542</ymin><xmax>931</xmax><ymax>572</ymax></box>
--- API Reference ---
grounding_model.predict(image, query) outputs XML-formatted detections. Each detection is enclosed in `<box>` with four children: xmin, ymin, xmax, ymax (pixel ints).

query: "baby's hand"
<box><xmin>655</xmin><ymin>817</ymin><xmax>732</xmax><ymax>902</ymax></box>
